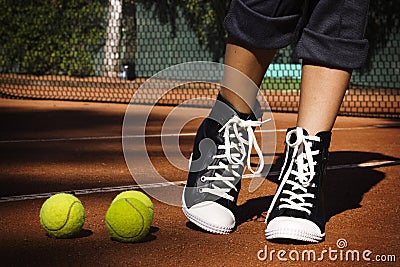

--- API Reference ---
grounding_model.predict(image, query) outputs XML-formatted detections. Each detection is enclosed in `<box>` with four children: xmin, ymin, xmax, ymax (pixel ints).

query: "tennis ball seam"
<box><xmin>106</xmin><ymin>199</ymin><xmax>146</xmax><ymax>239</ymax></box>
<box><xmin>42</xmin><ymin>200</ymin><xmax>80</xmax><ymax>232</ymax></box>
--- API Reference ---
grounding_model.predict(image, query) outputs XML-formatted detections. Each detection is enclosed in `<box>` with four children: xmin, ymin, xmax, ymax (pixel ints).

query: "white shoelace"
<box><xmin>265</xmin><ymin>127</ymin><xmax>320</xmax><ymax>221</ymax></box>
<box><xmin>200</xmin><ymin>116</ymin><xmax>270</xmax><ymax>201</ymax></box>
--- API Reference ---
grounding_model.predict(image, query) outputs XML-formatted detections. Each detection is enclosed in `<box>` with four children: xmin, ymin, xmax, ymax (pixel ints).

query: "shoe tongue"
<box><xmin>208</xmin><ymin>93</ymin><xmax>257</xmax><ymax>125</ymax></box>
<box><xmin>286</xmin><ymin>127</ymin><xmax>309</xmax><ymax>144</ymax></box>
<box><xmin>287</xmin><ymin>127</ymin><xmax>332</xmax><ymax>141</ymax></box>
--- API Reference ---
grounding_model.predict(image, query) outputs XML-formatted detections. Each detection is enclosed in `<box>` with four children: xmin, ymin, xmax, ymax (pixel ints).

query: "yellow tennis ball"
<box><xmin>112</xmin><ymin>190</ymin><xmax>154</xmax><ymax>221</ymax></box>
<box><xmin>105</xmin><ymin>198</ymin><xmax>152</xmax><ymax>243</ymax></box>
<box><xmin>39</xmin><ymin>193</ymin><xmax>85</xmax><ymax>238</ymax></box>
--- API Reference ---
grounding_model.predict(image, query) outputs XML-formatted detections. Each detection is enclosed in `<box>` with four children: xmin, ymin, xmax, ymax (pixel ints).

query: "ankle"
<box><xmin>220</xmin><ymin>88</ymin><xmax>253</xmax><ymax>115</ymax></box>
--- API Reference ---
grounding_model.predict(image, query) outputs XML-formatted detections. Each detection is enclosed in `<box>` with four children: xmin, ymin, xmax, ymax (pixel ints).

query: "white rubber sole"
<box><xmin>182</xmin><ymin>196</ymin><xmax>235</xmax><ymax>234</ymax></box>
<box><xmin>265</xmin><ymin>216</ymin><xmax>325</xmax><ymax>243</ymax></box>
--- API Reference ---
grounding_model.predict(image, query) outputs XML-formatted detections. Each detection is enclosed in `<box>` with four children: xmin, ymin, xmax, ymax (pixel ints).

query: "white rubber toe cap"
<box><xmin>266</xmin><ymin>216</ymin><xmax>325</xmax><ymax>243</ymax></box>
<box><xmin>183</xmin><ymin>201</ymin><xmax>235</xmax><ymax>234</ymax></box>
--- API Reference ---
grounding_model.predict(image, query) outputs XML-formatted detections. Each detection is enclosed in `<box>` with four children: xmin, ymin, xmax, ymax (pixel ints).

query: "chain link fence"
<box><xmin>0</xmin><ymin>1</ymin><xmax>399</xmax><ymax>118</ymax></box>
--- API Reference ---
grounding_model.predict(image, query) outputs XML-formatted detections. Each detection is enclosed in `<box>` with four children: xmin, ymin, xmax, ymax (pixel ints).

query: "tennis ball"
<box><xmin>39</xmin><ymin>193</ymin><xmax>85</xmax><ymax>238</ymax></box>
<box><xmin>105</xmin><ymin>198</ymin><xmax>152</xmax><ymax>243</ymax></box>
<box><xmin>112</xmin><ymin>190</ymin><xmax>154</xmax><ymax>221</ymax></box>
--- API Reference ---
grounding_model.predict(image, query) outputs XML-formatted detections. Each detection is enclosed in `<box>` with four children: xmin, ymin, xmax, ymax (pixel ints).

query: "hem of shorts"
<box><xmin>295</xmin><ymin>28</ymin><xmax>369</xmax><ymax>69</ymax></box>
<box><xmin>224</xmin><ymin>0</ymin><xmax>301</xmax><ymax>50</ymax></box>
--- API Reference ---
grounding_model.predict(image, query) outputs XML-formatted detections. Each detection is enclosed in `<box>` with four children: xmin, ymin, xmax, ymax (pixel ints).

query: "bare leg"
<box><xmin>182</xmin><ymin>42</ymin><xmax>277</xmax><ymax>235</ymax></box>
<box><xmin>221</xmin><ymin>40</ymin><xmax>277</xmax><ymax>114</ymax></box>
<box><xmin>297</xmin><ymin>62</ymin><xmax>351</xmax><ymax>135</ymax></box>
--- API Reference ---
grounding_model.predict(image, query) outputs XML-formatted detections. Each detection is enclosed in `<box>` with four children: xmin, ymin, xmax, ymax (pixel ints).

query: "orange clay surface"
<box><xmin>0</xmin><ymin>99</ymin><xmax>399</xmax><ymax>266</ymax></box>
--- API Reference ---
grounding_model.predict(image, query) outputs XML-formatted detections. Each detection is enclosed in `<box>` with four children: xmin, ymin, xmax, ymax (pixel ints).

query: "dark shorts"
<box><xmin>224</xmin><ymin>0</ymin><xmax>370</xmax><ymax>69</ymax></box>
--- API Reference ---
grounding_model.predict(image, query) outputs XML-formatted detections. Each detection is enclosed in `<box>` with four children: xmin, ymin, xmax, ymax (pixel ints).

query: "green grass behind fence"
<box><xmin>260</xmin><ymin>78</ymin><xmax>301</xmax><ymax>91</ymax></box>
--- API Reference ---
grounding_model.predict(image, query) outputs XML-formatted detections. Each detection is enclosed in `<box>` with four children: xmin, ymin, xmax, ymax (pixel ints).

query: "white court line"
<box><xmin>0</xmin><ymin>133</ymin><xmax>196</xmax><ymax>144</ymax></box>
<box><xmin>0</xmin><ymin>125</ymin><xmax>380</xmax><ymax>144</ymax></box>
<box><xmin>1</xmin><ymin>160</ymin><xmax>398</xmax><ymax>203</ymax></box>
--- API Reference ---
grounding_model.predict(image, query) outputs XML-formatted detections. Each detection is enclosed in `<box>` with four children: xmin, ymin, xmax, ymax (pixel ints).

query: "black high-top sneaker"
<box><xmin>182</xmin><ymin>93</ymin><xmax>267</xmax><ymax>234</ymax></box>
<box><xmin>265</xmin><ymin>127</ymin><xmax>331</xmax><ymax>243</ymax></box>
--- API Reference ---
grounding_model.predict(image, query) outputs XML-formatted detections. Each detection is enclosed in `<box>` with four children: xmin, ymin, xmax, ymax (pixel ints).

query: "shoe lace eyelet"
<box><xmin>200</xmin><ymin>176</ymin><xmax>206</xmax><ymax>183</ymax></box>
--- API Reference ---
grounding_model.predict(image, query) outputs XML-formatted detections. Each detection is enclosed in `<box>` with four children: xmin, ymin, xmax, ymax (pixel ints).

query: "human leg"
<box><xmin>264</xmin><ymin>65</ymin><xmax>352</xmax><ymax>242</ymax></box>
<box><xmin>182</xmin><ymin>0</ymin><xmax>305</xmax><ymax>234</ymax></box>
<box><xmin>221</xmin><ymin>0</ymin><xmax>306</xmax><ymax>114</ymax></box>
<box><xmin>265</xmin><ymin>0</ymin><xmax>370</xmax><ymax>243</ymax></box>
<box><xmin>263</xmin><ymin>65</ymin><xmax>351</xmax><ymax>242</ymax></box>
<box><xmin>296</xmin><ymin>62</ymin><xmax>351</xmax><ymax>136</ymax></box>
<box><xmin>220</xmin><ymin>41</ymin><xmax>276</xmax><ymax>114</ymax></box>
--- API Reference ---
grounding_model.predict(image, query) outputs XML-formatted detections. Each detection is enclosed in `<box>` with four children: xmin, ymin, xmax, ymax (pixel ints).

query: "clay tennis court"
<box><xmin>0</xmin><ymin>97</ymin><xmax>399</xmax><ymax>266</ymax></box>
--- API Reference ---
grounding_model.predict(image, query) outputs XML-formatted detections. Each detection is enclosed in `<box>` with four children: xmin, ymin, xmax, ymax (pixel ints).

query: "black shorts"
<box><xmin>224</xmin><ymin>0</ymin><xmax>370</xmax><ymax>69</ymax></box>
